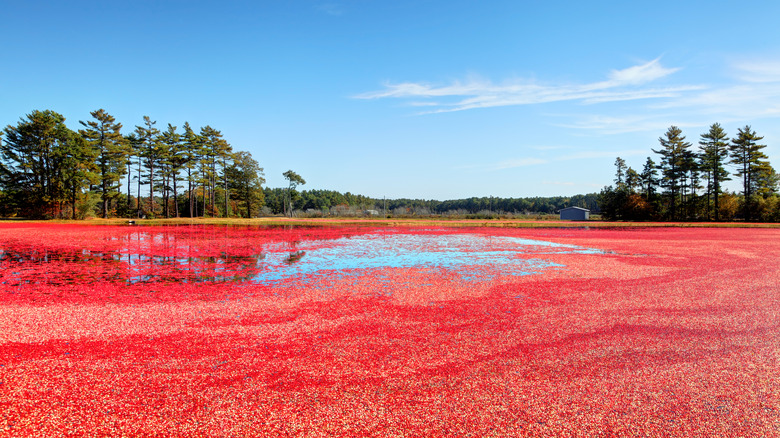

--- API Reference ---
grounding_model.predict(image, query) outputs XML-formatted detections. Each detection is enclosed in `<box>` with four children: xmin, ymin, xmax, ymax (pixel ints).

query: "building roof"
<box><xmin>559</xmin><ymin>206</ymin><xmax>590</xmax><ymax>212</ymax></box>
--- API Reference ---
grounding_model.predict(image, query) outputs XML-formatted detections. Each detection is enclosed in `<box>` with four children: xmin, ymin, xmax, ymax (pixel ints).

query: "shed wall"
<box><xmin>560</xmin><ymin>209</ymin><xmax>589</xmax><ymax>221</ymax></box>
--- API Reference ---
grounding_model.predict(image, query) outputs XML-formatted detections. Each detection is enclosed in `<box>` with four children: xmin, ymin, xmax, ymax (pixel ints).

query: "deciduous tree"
<box><xmin>1</xmin><ymin>110</ymin><xmax>78</xmax><ymax>217</ymax></box>
<box><xmin>227</xmin><ymin>151</ymin><xmax>265</xmax><ymax>217</ymax></box>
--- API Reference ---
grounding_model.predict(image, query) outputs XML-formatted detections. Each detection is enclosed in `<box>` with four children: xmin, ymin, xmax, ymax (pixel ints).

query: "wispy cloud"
<box><xmin>555</xmin><ymin>114</ymin><xmax>691</xmax><ymax>135</ymax></box>
<box><xmin>360</xmin><ymin>57</ymin><xmax>780</xmax><ymax>135</ymax></box>
<box><xmin>650</xmin><ymin>60</ymin><xmax>780</xmax><ymax>118</ymax></box>
<box><xmin>355</xmin><ymin>58</ymin><xmax>694</xmax><ymax>113</ymax></box>
<box><xmin>605</xmin><ymin>59</ymin><xmax>679</xmax><ymax>85</ymax></box>
<box><xmin>493</xmin><ymin>158</ymin><xmax>548</xmax><ymax>169</ymax></box>
<box><xmin>476</xmin><ymin>148</ymin><xmax>646</xmax><ymax>171</ymax></box>
<box><xmin>733</xmin><ymin>60</ymin><xmax>780</xmax><ymax>83</ymax></box>
<box><xmin>317</xmin><ymin>3</ymin><xmax>344</xmax><ymax>16</ymax></box>
<box><xmin>567</xmin><ymin>59</ymin><xmax>780</xmax><ymax>134</ymax></box>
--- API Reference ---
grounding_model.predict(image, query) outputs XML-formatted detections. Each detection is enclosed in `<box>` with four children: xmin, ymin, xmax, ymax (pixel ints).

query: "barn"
<box><xmin>559</xmin><ymin>206</ymin><xmax>590</xmax><ymax>221</ymax></box>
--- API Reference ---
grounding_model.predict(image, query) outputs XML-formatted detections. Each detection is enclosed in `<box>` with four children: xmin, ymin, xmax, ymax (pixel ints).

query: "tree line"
<box><xmin>599</xmin><ymin>124</ymin><xmax>779</xmax><ymax>221</ymax></box>
<box><xmin>7</xmin><ymin>110</ymin><xmax>778</xmax><ymax>222</ymax></box>
<box><xmin>0</xmin><ymin>109</ymin><xmax>601</xmax><ymax>220</ymax></box>
<box><xmin>0</xmin><ymin>109</ymin><xmax>266</xmax><ymax>219</ymax></box>
<box><xmin>262</xmin><ymin>191</ymin><xmax>599</xmax><ymax>218</ymax></box>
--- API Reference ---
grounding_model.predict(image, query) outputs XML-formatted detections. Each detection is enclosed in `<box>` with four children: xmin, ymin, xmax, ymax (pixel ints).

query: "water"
<box><xmin>252</xmin><ymin>233</ymin><xmax>601</xmax><ymax>284</ymax></box>
<box><xmin>0</xmin><ymin>227</ymin><xmax>603</xmax><ymax>287</ymax></box>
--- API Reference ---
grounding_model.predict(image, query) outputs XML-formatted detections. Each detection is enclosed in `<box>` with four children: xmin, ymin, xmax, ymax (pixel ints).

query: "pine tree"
<box><xmin>640</xmin><ymin>157</ymin><xmax>659</xmax><ymax>200</ymax></box>
<box><xmin>730</xmin><ymin>125</ymin><xmax>771</xmax><ymax>221</ymax></box>
<box><xmin>699</xmin><ymin>123</ymin><xmax>730</xmax><ymax>221</ymax></box>
<box><xmin>181</xmin><ymin>122</ymin><xmax>201</xmax><ymax>217</ymax></box>
<box><xmin>283</xmin><ymin>170</ymin><xmax>306</xmax><ymax>217</ymax></box>
<box><xmin>79</xmin><ymin>109</ymin><xmax>127</xmax><ymax>218</ymax></box>
<box><xmin>58</xmin><ymin>133</ymin><xmax>99</xmax><ymax>219</ymax></box>
<box><xmin>614</xmin><ymin>157</ymin><xmax>627</xmax><ymax>189</ymax></box>
<box><xmin>626</xmin><ymin>167</ymin><xmax>641</xmax><ymax>193</ymax></box>
<box><xmin>159</xmin><ymin>124</ymin><xmax>182</xmax><ymax>218</ymax></box>
<box><xmin>135</xmin><ymin>116</ymin><xmax>160</xmax><ymax>217</ymax></box>
<box><xmin>199</xmin><ymin>126</ymin><xmax>232</xmax><ymax>216</ymax></box>
<box><xmin>123</xmin><ymin>133</ymin><xmax>143</xmax><ymax>210</ymax></box>
<box><xmin>680</xmin><ymin>149</ymin><xmax>700</xmax><ymax>219</ymax></box>
<box><xmin>652</xmin><ymin>126</ymin><xmax>691</xmax><ymax>220</ymax></box>
<box><xmin>221</xmin><ymin>145</ymin><xmax>233</xmax><ymax>217</ymax></box>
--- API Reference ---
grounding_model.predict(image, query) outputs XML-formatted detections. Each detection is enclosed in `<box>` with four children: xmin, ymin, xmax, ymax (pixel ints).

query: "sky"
<box><xmin>3</xmin><ymin>0</ymin><xmax>780</xmax><ymax>200</ymax></box>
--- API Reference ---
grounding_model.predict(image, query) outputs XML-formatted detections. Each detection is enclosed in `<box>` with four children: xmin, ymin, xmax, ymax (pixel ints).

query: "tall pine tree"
<box><xmin>698</xmin><ymin>123</ymin><xmax>730</xmax><ymax>221</ymax></box>
<box><xmin>181</xmin><ymin>122</ymin><xmax>201</xmax><ymax>217</ymax></box>
<box><xmin>159</xmin><ymin>124</ymin><xmax>184</xmax><ymax>218</ymax></box>
<box><xmin>652</xmin><ymin>126</ymin><xmax>691</xmax><ymax>220</ymax></box>
<box><xmin>79</xmin><ymin>109</ymin><xmax>127</xmax><ymax>218</ymax></box>
<box><xmin>640</xmin><ymin>157</ymin><xmax>659</xmax><ymax>201</ymax></box>
<box><xmin>730</xmin><ymin>125</ymin><xmax>772</xmax><ymax>221</ymax></box>
<box><xmin>135</xmin><ymin>116</ymin><xmax>160</xmax><ymax>217</ymax></box>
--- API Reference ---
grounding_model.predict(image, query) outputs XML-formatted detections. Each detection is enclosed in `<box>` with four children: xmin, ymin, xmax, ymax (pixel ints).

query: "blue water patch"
<box><xmin>252</xmin><ymin>233</ymin><xmax>600</xmax><ymax>284</ymax></box>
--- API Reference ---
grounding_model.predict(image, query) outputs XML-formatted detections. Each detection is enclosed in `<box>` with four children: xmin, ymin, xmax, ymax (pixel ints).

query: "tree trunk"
<box><xmin>173</xmin><ymin>176</ymin><xmax>179</xmax><ymax>218</ymax></box>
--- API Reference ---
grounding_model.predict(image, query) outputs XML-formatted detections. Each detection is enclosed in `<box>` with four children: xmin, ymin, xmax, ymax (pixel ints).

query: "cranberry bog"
<box><xmin>1</xmin><ymin>223</ymin><xmax>778</xmax><ymax>436</ymax></box>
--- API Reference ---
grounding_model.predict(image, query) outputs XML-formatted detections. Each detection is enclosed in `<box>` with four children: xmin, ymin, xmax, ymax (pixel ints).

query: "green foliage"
<box><xmin>1</xmin><ymin>109</ymin><xmax>262</xmax><ymax>219</ymax></box>
<box><xmin>1</xmin><ymin>110</ymin><xmax>81</xmax><ymax>217</ymax></box>
<box><xmin>699</xmin><ymin>123</ymin><xmax>730</xmax><ymax>220</ymax></box>
<box><xmin>76</xmin><ymin>191</ymin><xmax>101</xmax><ymax>220</ymax></box>
<box><xmin>135</xmin><ymin>116</ymin><xmax>161</xmax><ymax>216</ymax></box>
<box><xmin>262</xmin><ymin>187</ymin><xmax>286</xmax><ymax>215</ymax></box>
<box><xmin>180</xmin><ymin>122</ymin><xmax>201</xmax><ymax>217</ymax></box>
<box><xmin>80</xmin><ymin>109</ymin><xmax>127</xmax><ymax>218</ymax></box>
<box><xmin>3</xmin><ymin>109</ymin><xmax>778</xmax><ymax>223</ymax></box>
<box><xmin>640</xmin><ymin>157</ymin><xmax>659</xmax><ymax>200</ymax></box>
<box><xmin>604</xmin><ymin>123</ymin><xmax>777</xmax><ymax>222</ymax></box>
<box><xmin>199</xmin><ymin>125</ymin><xmax>233</xmax><ymax>217</ymax></box>
<box><xmin>730</xmin><ymin>125</ymin><xmax>774</xmax><ymax>220</ymax></box>
<box><xmin>282</xmin><ymin>170</ymin><xmax>306</xmax><ymax>217</ymax></box>
<box><xmin>652</xmin><ymin>126</ymin><xmax>693</xmax><ymax>220</ymax></box>
<box><xmin>227</xmin><ymin>151</ymin><xmax>265</xmax><ymax>217</ymax></box>
<box><xmin>614</xmin><ymin>157</ymin><xmax>627</xmax><ymax>189</ymax></box>
<box><xmin>159</xmin><ymin>123</ymin><xmax>184</xmax><ymax>218</ymax></box>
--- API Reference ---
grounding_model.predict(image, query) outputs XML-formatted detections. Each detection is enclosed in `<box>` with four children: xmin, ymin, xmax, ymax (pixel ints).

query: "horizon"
<box><xmin>3</xmin><ymin>1</ymin><xmax>780</xmax><ymax>199</ymax></box>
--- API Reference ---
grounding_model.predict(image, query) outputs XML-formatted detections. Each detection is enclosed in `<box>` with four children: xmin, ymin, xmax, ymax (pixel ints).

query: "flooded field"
<box><xmin>1</xmin><ymin>223</ymin><xmax>779</xmax><ymax>436</ymax></box>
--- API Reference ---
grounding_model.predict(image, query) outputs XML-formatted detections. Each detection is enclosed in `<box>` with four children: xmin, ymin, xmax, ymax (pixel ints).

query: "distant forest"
<box><xmin>1</xmin><ymin>110</ymin><xmax>777</xmax><ymax>221</ymax></box>
<box><xmin>263</xmin><ymin>188</ymin><xmax>598</xmax><ymax>218</ymax></box>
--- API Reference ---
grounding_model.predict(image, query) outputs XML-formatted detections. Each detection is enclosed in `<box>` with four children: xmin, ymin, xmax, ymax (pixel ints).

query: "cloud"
<box><xmin>359</xmin><ymin>56</ymin><xmax>780</xmax><ymax>135</ymax></box>
<box><xmin>355</xmin><ymin>58</ymin><xmax>690</xmax><ymax>113</ymax></box>
<box><xmin>493</xmin><ymin>158</ymin><xmax>548</xmax><ymax>169</ymax></box>
<box><xmin>605</xmin><ymin>58</ymin><xmax>679</xmax><ymax>85</ymax></box>
<box><xmin>587</xmin><ymin>59</ymin><xmax>780</xmax><ymax>133</ymax></box>
<box><xmin>555</xmin><ymin>114</ymin><xmax>689</xmax><ymax>134</ymax></box>
<box><xmin>733</xmin><ymin>60</ymin><xmax>780</xmax><ymax>83</ymax></box>
<box><xmin>317</xmin><ymin>3</ymin><xmax>343</xmax><ymax>16</ymax></box>
<box><xmin>646</xmin><ymin>60</ymin><xmax>780</xmax><ymax>122</ymax></box>
<box><xmin>474</xmin><ymin>148</ymin><xmax>646</xmax><ymax>172</ymax></box>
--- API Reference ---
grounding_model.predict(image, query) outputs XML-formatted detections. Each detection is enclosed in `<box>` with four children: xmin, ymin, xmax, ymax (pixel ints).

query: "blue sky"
<box><xmin>3</xmin><ymin>0</ymin><xmax>780</xmax><ymax>200</ymax></box>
